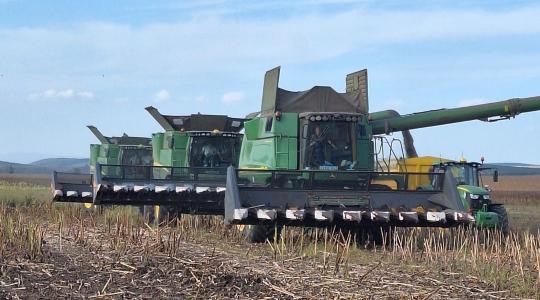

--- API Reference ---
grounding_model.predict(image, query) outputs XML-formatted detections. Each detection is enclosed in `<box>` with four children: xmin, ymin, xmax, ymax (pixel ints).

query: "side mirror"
<box><xmin>302</xmin><ymin>124</ymin><xmax>309</xmax><ymax>139</ymax></box>
<box><xmin>493</xmin><ymin>170</ymin><xmax>499</xmax><ymax>183</ymax></box>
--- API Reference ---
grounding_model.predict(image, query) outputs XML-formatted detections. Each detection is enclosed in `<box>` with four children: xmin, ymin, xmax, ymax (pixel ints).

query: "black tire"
<box><xmin>156</xmin><ymin>206</ymin><xmax>181</xmax><ymax>226</ymax></box>
<box><xmin>490</xmin><ymin>204</ymin><xmax>509</xmax><ymax>235</ymax></box>
<box><xmin>243</xmin><ymin>224</ymin><xmax>281</xmax><ymax>243</ymax></box>
<box><xmin>369</xmin><ymin>226</ymin><xmax>394</xmax><ymax>246</ymax></box>
<box><xmin>339</xmin><ymin>226</ymin><xmax>393</xmax><ymax>247</ymax></box>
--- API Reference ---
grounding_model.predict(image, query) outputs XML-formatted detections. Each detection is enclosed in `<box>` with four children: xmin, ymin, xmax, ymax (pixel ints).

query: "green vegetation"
<box><xmin>0</xmin><ymin>180</ymin><xmax>49</xmax><ymax>205</ymax></box>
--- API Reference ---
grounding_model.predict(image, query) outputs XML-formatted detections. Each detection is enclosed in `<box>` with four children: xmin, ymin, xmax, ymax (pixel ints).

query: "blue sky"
<box><xmin>1</xmin><ymin>0</ymin><xmax>540</xmax><ymax>164</ymax></box>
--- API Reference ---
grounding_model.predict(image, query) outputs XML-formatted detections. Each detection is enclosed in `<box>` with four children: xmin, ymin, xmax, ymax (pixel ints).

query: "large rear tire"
<box><xmin>490</xmin><ymin>204</ymin><xmax>509</xmax><ymax>235</ymax></box>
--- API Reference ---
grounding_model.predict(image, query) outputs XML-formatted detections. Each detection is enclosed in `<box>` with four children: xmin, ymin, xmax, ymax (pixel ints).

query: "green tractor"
<box><xmin>52</xmin><ymin>126</ymin><xmax>152</xmax><ymax>204</ymax></box>
<box><xmin>433</xmin><ymin>160</ymin><xmax>508</xmax><ymax>234</ymax></box>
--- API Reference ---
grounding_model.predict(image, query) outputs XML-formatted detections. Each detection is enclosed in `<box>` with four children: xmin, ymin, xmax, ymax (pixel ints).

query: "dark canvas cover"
<box><xmin>275</xmin><ymin>86</ymin><xmax>363</xmax><ymax>114</ymax></box>
<box><xmin>162</xmin><ymin>114</ymin><xmax>245</xmax><ymax>132</ymax></box>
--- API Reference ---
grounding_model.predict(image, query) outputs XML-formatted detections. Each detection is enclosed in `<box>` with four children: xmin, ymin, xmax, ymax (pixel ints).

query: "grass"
<box><xmin>0</xmin><ymin>180</ymin><xmax>50</xmax><ymax>205</ymax></box>
<box><xmin>483</xmin><ymin>175</ymin><xmax>540</xmax><ymax>232</ymax></box>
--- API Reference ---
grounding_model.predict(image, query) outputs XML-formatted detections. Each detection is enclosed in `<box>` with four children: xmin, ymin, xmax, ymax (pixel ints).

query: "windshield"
<box><xmin>448</xmin><ymin>165</ymin><xmax>479</xmax><ymax>186</ymax></box>
<box><xmin>189</xmin><ymin>136</ymin><xmax>240</xmax><ymax>167</ymax></box>
<box><xmin>120</xmin><ymin>148</ymin><xmax>153</xmax><ymax>179</ymax></box>
<box><xmin>301</xmin><ymin>121</ymin><xmax>354</xmax><ymax>170</ymax></box>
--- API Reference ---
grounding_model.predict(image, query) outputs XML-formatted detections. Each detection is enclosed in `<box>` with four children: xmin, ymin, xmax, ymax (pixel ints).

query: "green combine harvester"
<box><xmin>52</xmin><ymin>126</ymin><xmax>152</xmax><ymax>203</ymax></box>
<box><xmin>92</xmin><ymin>107</ymin><xmax>245</xmax><ymax>218</ymax></box>
<box><xmin>63</xmin><ymin>66</ymin><xmax>540</xmax><ymax>237</ymax></box>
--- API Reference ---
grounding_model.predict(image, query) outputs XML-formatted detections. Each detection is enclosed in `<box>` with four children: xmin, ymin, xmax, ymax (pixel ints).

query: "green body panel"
<box><xmin>89</xmin><ymin>144</ymin><xmax>100</xmax><ymax>174</ymax></box>
<box><xmin>356</xmin><ymin>121</ymin><xmax>373</xmax><ymax>171</ymax></box>
<box><xmin>240</xmin><ymin>113</ymin><xmax>298</xmax><ymax>170</ymax></box>
<box><xmin>475</xmin><ymin>211</ymin><xmax>500</xmax><ymax>228</ymax></box>
<box><xmin>94</xmin><ymin>144</ymin><xmax>121</xmax><ymax>176</ymax></box>
<box><xmin>152</xmin><ymin>131</ymin><xmax>190</xmax><ymax>179</ymax></box>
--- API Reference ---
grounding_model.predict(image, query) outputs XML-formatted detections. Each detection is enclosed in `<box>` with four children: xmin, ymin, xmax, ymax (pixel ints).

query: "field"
<box><xmin>484</xmin><ymin>175</ymin><xmax>540</xmax><ymax>232</ymax></box>
<box><xmin>1</xmin><ymin>174</ymin><xmax>540</xmax><ymax>299</ymax></box>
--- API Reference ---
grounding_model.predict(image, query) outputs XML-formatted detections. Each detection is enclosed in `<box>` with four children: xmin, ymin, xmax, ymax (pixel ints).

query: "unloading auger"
<box><xmin>52</xmin><ymin>126</ymin><xmax>152</xmax><ymax>203</ymax></box>
<box><xmin>222</xmin><ymin>67</ymin><xmax>540</xmax><ymax>230</ymax></box>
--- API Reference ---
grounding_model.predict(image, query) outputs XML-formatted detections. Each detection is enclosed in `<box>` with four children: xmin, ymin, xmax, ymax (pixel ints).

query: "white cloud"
<box><xmin>28</xmin><ymin>88</ymin><xmax>94</xmax><ymax>101</ymax></box>
<box><xmin>221</xmin><ymin>91</ymin><xmax>245</xmax><ymax>103</ymax></box>
<box><xmin>57</xmin><ymin>89</ymin><xmax>74</xmax><ymax>98</ymax></box>
<box><xmin>4</xmin><ymin>6</ymin><xmax>540</xmax><ymax>80</ymax></box>
<box><xmin>154</xmin><ymin>89</ymin><xmax>171</xmax><ymax>103</ymax></box>
<box><xmin>77</xmin><ymin>91</ymin><xmax>94</xmax><ymax>98</ymax></box>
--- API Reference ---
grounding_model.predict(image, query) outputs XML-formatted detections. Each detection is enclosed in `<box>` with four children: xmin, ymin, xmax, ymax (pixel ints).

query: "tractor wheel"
<box><xmin>243</xmin><ymin>224</ymin><xmax>281</xmax><ymax>243</ymax></box>
<box><xmin>490</xmin><ymin>205</ymin><xmax>509</xmax><ymax>235</ymax></box>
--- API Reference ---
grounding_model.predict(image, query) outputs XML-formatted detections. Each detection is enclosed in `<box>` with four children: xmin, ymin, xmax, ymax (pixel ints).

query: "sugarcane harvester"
<box><xmin>52</xmin><ymin>126</ymin><xmax>152</xmax><ymax>203</ymax></box>
<box><xmin>92</xmin><ymin>107</ymin><xmax>245</xmax><ymax>216</ymax></box>
<box><xmin>223</xmin><ymin>66</ymin><xmax>540</xmax><ymax>230</ymax></box>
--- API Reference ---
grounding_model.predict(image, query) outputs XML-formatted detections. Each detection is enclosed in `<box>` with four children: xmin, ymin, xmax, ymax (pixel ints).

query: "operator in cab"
<box><xmin>201</xmin><ymin>142</ymin><xmax>220</xmax><ymax>167</ymax></box>
<box><xmin>309</xmin><ymin>125</ymin><xmax>337</xmax><ymax>167</ymax></box>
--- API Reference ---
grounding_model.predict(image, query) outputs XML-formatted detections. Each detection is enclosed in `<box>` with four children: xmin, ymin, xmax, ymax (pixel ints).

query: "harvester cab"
<box><xmin>52</xmin><ymin>126</ymin><xmax>152</xmax><ymax>203</ymax></box>
<box><xmin>92</xmin><ymin>107</ymin><xmax>245</xmax><ymax>216</ymax></box>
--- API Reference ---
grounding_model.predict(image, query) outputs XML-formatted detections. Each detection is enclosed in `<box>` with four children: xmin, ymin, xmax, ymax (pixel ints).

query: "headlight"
<box><xmin>483</xmin><ymin>194</ymin><xmax>490</xmax><ymax>200</ymax></box>
<box><xmin>469</xmin><ymin>194</ymin><xmax>480</xmax><ymax>200</ymax></box>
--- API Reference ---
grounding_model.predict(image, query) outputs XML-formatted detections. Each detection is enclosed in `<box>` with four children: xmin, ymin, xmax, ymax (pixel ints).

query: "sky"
<box><xmin>1</xmin><ymin>0</ymin><xmax>540</xmax><ymax>164</ymax></box>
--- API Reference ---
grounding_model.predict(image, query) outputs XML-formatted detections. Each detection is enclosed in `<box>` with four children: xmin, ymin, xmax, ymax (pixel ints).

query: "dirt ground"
<box><xmin>0</xmin><ymin>223</ymin><xmax>512</xmax><ymax>300</ymax></box>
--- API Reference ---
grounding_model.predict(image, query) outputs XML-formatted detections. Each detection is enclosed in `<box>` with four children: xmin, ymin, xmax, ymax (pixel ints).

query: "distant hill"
<box><xmin>485</xmin><ymin>163</ymin><xmax>540</xmax><ymax>176</ymax></box>
<box><xmin>0</xmin><ymin>160</ymin><xmax>51</xmax><ymax>174</ymax></box>
<box><xmin>31</xmin><ymin>158</ymin><xmax>89</xmax><ymax>173</ymax></box>
<box><xmin>0</xmin><ymin>158</ymin><xmax>89</xmax><ymax>174</ymax></box>
<box><xmin>0</xmin><ymin>157</ymin><xmax>539</xmax><ymax>176</ymax></box>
